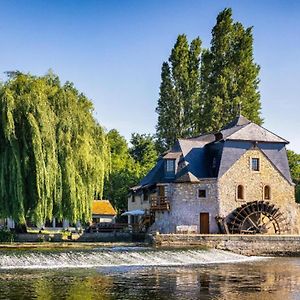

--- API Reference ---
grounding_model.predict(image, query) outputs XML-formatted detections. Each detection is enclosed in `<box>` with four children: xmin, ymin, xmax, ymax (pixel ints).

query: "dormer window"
<box><xmin>166</xmin><ymin>159</ymin><xmax>175</xmax><ymax>175</ymax></box>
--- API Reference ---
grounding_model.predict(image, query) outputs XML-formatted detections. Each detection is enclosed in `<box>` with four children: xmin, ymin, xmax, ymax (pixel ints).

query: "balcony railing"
<box><xmin>150</xmin><ymin>196</ymin><xmax>170</xmax><ymax>211</ymax></box>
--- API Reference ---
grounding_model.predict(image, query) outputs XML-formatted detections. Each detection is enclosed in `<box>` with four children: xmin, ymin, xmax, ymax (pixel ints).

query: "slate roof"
<box><xmin>220</xmin><ymin>115</ymin><xmax>288</xmax><ymax>143</ymax></box>
<box><xmin>222</xmin><ymin>114</ymin><xmax>251</xmax><ymax>129</ymax></box>
<box><xmin>132</xmin><ymin>115</ymin><xmax>292</xmax><ymax>190</ymax></box>
<box><xmin>259</xmin><ymin>142</ymin><xmax>292</xmax><ymax>183</ymax></box>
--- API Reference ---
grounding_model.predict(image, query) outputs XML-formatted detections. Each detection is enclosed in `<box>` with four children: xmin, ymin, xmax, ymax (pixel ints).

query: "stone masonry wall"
<box><xmin>152</xmin><ymin>233</ymin><xmax>300</xmax><ymax>256</ymax></box>
<box><xmin>151</xmin><ymin>180</ymin><xmax>219</xmax><ymax>234</ymax></box>
<box><xmin>218</xmin><ymin>149</ymin><xmax>300</xmax><ymax>233</ymax></box>
<box><xmin>128</xmin><ymin>194</ymin><xmax>150</xmax><ymax>212</ymax></box>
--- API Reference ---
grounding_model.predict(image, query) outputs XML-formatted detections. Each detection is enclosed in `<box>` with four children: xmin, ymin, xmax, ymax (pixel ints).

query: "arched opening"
<box><xmin>264</xmin><ymin>185</ymin><xmax>271</xmax><ymax>200</ymax></box>
<box><xmin>237</xmin><ymin>185</ymin><xmax>244</xmax><ymax>200</ymax></box>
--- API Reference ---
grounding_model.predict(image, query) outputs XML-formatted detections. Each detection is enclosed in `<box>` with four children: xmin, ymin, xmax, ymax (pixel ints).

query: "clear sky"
<box><xmin>0</xmin><ymin>0</ymin><xmax>299</xmax><ymax>151</ymax></box>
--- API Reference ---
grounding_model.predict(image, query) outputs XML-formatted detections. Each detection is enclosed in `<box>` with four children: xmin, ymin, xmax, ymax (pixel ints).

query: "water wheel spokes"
<box><xmin>228</xmin><ymin>201</ymin><xmax>286</xmax><ymax>234</ymax></box>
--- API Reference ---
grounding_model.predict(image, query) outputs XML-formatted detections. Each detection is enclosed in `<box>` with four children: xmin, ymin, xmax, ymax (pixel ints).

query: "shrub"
<box><xmin>0</xmin><ymin>228</ymin><xmax>15</xmax><ymax>242</ymax></box>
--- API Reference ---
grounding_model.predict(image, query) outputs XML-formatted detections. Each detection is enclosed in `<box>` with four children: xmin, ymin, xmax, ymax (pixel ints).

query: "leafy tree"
<box><xmin>287</xmin><ymin>150</ymin><xmax>300</xmax><ymax>202</ymax></box>
<box><xmin>104</xmin><ymin>131</ymin><xmax>159</xmax><ymax>211</ymax></box>
<box><xmin>103</xmin><ymin>130</ymin><xmax>139</xmax><ymax>211</ymax></box>
<box><xmin>130</xmin><ymin>133</ymin><xmax>158</xmax><ymax>176</ymax></box>
<box><xmin>0</xmin><ymin>72</ymin><xmax>110</xmax><ymax>226</ymax></box>
<box><xmin>156</xmin><ymin>62</ymin><xmax>177</xmax><ymax>151</ymax></box>
<box><xmin>200</xmin><ymin>8</ymin><xmax>262</xmax><ymax>132</ymax></box>
<box><xmin>156</xmin><ymin>35</ymin><xmax>202</xmax><ymax>151</ymax></box>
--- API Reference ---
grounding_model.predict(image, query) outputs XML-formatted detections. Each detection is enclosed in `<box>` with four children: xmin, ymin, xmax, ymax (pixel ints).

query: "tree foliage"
<box><xmin>156</xmin><ymin>35</ymin><xmax>201</xmax><ymax>150</ymax></box>
<box><xmin>201</xmin><ymin>8</ymin><xmax>262</xmax><ymax>132</ymax></box>
<box><xmin>287</xmin><ymin>150</ymin><xmax>300</xmax><ymax>202</ymax></box>
<box><xmin>0</xmin><ymin>73</ymin><xmax>110</xmax><ymax>225</ymax></box>
<box><xmin>156</xmin><ymin>8</ymin><xmax>262</xmax><ymax>151</ymax></box>
<box><xmin>130</xmin><ymin>133</ymin><xmax>158</xmax><ymax>176</ymax></box>
<box><xmin>103</xmin><ymin>130</ymin><xmax>138</xmax><ymax>211</ymax></box>
<box><xmin>103</xmin><ymin>131</ymin><xmax>158</xmax><ymax>211</ymax></box>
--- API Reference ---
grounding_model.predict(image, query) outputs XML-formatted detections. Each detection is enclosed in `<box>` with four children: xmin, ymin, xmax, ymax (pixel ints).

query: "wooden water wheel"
<box><xmin>228</xmin><ymin>201</ymin><xmax>287</xmax><ymax>234</ymax></box>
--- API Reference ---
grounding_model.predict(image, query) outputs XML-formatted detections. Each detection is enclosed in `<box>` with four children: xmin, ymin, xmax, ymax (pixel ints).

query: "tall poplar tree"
<box><xmin>200</xmin><ymin>8</ymin><xmax>262</xmax><ymax>132</ymax></box>
<box><xmin>156</xmin><ymin>62</ymin><xmax>178</xmax><ymax>150</ymax></box>
<box><xmin>156</xmin><ymin>35</ymin><xmax>202</xmax><ymax>151</ymax></box>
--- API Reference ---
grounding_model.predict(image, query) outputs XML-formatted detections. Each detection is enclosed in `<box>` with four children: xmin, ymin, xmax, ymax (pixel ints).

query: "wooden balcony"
<box><xmin>150</xmin><ymin>196</ymin><xmax>170</xmax><ymax>211</ymax></box>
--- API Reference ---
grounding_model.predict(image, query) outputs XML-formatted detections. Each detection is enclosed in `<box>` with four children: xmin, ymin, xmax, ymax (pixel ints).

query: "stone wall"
<box><xmin>151</xmin><ymin>180</ymin><xmax>219</xmax><ymax>234</ymax></box>
<box><xmin>218</xmin><ymin>149</ymin><xmax>299</xmax><ymax>233</ymax></box>
<box><xmin>128</xmin><ymin>194</ymin><xmax>150</xmax><ymax>212</ymax></box>
<box><xmin>152</xmin><ymin>233</ymin><xmax>300</xmax><ymax>256</ymax></box>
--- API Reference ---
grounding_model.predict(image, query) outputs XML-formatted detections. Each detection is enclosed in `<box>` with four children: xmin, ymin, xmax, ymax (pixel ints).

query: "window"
<box><xmin>132</xmin><ymin>194</ymin><xmax>135</xmax><ymax>202</ymax></box>
<box><xmin>166</xmin><ymin>159</ymin><xmax>175</xmax><ymax>173</ymax></box>
<box><xmin>237</xmin><ymin>185</ymin><xmax>244</xmax><ymax>200</ymax></box>
<box><xmin>251</xmin><ymin>158</ymin><xmax>260</xmax><ymax>171</ymax></box>
<box><xmin>198</xmin><ymin>189</ymin><xmax>206</xmax><ymax>198</ymax></box>
<box><xmin>143</xmin><ymin>191</ymin><xmax>149</xmax><ymax>201</ymax></box>
<box><xmin>158</xmin><ymin>185</ymin><xmax>165</xmax><ymax>197</ymax></box>
<box><xmin>264</xmin><ymin>185</ymin><xmax>271</xmax><ymax>200</ymax></box>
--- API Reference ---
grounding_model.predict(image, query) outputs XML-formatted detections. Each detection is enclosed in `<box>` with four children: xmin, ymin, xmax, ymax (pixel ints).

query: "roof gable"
<box><xmin>258</xmin><ymin>142</ymin><xmax>293</xmax><ymax>184</ymax></box>
<box><xmin>218</xmin><ymin>140</ymin><xmax>253</xmax><ymax>178</ymax></box>
<box><xmin>222</xmin><ymin>115</ymin><xmax>251</xmax><ymax>129</ymax></box>
<box><xmin>175</xmin><ymin>171</ymin><xmax>200</xmax><ymax>183</ymax></box>
<box><xmin>223</xmin><ymin>122</ymin><xmax>288</xmax><ymax>143</ymax></box>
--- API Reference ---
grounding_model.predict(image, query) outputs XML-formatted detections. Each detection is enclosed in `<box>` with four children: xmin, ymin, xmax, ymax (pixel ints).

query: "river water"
<box><xmin>0</xmin><ymin>247</ymin><xmax>300</xmax><ymax>299</ymax></box>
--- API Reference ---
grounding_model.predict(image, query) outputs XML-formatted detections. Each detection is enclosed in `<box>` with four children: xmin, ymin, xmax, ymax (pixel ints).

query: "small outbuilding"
<box><xmin>92</xmin><ymin>200</ymin><xmax>117</xmax><ymax>224</ymax></box>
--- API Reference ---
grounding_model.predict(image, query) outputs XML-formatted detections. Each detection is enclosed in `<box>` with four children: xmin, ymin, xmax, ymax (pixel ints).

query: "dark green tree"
<box><xmin>287</xmin><ymin>150</ymin><xmax>300</xmax><ymax>202</ymax></box>
<box><xmin>156</xmin><ymin>62</ymin><xmax>177</xmax><ymax>151</ymax></box>
<box><xmin>200</xmin><ymin>8</ymin><xmax>262</xmax><ymax>132</ymax></box>
<box><xmin>103</xmin><ymin>130</ymin><xmax>139</xmax><ymax>211</ymax></box>
<box><xmin>156</xmin><ymin>35</ymin><xmax>202</xmax><ymax>151</ymax></box>
<box><xmin>130</xmin><ymin>133</ymin><xmax>158</xmax><ymax>176</ymax></box>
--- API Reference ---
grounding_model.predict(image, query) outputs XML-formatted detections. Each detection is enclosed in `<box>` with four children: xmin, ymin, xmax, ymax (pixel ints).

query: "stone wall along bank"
<box><xmin>152</xmin><ymin>234</ymin><xmax>300</xmax><ymax>256</ymax></box>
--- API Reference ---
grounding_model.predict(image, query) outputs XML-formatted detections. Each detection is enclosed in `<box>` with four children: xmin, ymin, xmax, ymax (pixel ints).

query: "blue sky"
<box><xmin>0</xmin><ymin>0</ymin><xmax>299</xmax><ymax>151</ymax></box>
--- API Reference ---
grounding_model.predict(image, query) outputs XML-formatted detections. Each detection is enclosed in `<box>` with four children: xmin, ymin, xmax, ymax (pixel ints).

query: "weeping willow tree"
<box><xmin>0</xmin><ymin>72</ymin><xmax>110</xmax><ymax>226</ymax></box>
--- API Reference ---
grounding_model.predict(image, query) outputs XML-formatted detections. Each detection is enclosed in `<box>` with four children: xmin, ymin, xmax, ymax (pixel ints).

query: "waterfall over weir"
<box><xmin>0</xmin><ymin>247</ymin><xmax>262</xmax><ymax>270</ymax></box>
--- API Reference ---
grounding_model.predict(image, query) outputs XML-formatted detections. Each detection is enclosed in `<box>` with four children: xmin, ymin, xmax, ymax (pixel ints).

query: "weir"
<box><xmin>0</xmin><ymin>247</ymin><xmax>261</xmax><ymax>270</ymax></box>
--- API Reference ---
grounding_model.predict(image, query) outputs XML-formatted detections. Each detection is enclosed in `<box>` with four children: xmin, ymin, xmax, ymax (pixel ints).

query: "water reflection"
<box><xmin>0</xmin><ymin>258</ymin><xmax>300</xmax><ymax>299</ymax></box>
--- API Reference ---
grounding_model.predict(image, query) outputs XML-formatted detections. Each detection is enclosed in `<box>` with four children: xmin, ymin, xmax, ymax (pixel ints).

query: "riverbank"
<box><xmin>0</xmin><ymin>241</ymin><xmax>146</xmax><ymax>251</ymax></box>
<box><xmin>152</xmin><ymin>234</ymin><xmax>300</xmax><ymax>256</ymax></box>
<box><xmin>3</xmin><ymin>233</ymin><xmax>300</xmax><ymax>256</ymax></box>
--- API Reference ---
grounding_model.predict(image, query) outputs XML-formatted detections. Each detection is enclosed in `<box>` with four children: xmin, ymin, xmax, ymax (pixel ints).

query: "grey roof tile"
<box><xmin>225</xmin><ymin>123</ymin><xmax>288</xmax><ymax>143</ymax></box>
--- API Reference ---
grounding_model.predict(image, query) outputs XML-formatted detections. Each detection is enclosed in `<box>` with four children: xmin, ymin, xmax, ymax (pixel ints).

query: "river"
<box><xmin>0</xmin><ymin>247</ymin><xmax>299</xmax><ymax>299</ymax></box>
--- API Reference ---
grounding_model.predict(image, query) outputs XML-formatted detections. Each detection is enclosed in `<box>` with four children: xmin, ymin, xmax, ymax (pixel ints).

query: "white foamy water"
<box><xmin>0</xmin><ymin>248</ymin><xmax>263</xmax><ymax>270</ymax></box>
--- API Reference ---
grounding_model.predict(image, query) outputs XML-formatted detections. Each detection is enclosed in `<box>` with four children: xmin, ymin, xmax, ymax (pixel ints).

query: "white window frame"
<box><xmin>166</xmin><ymin>159</ymin><xmax>175</xmax><ymax>173</ymax></box>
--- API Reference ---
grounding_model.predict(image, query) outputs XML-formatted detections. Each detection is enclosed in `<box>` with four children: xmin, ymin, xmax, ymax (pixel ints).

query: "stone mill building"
<box><xmin>127</xmin><ymin>115</ymin><xmax>299</xmax><ymax>234</ymax></box>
